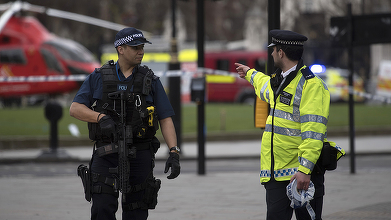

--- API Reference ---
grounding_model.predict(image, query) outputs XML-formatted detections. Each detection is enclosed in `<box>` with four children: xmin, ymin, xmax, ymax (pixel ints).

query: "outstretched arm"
<box><xmin>235</xmin><ymin>63</ymin><xmax>250</xmax><ymax>79</ymax></box>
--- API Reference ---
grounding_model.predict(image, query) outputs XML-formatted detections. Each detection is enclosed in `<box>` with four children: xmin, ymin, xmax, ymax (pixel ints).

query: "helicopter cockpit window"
<box><xmin>44</xmin><ymin>38</ymin><xmax>97</xmax><ymax>63</ymax></box>
<box><xmin>40</xmin><ymin>48</ymin><xmax>64</xmax><ymax>73</ymax></box>
<box><xmin>0</xmin><ymin>49</ymin><xmax>27</xmax><ymax>64</ymax></box>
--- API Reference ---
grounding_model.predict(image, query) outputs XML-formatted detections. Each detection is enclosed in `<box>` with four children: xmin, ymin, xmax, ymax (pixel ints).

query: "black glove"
<box><xmin>98</xmin><ymin>115</ymin><xmax>117</xmax><ymax>142</ymax></box>
<box><xmin>164</xmin><ymin>152</ymin><xmax>180</xmax><ymax>179</ymax></box>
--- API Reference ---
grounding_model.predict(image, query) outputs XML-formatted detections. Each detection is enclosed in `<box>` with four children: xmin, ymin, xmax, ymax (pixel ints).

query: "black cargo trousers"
<box><xmin>90</xmin><ymin>148</ymin><xmax>154</xmax><ymax>220</ymax></box>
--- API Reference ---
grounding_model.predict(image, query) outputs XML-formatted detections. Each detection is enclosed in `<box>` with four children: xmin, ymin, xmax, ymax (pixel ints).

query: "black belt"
<box><xmin>95</xmin><ymin>142</ymin><xmax>151</xmax><ymax>157</ymax></box>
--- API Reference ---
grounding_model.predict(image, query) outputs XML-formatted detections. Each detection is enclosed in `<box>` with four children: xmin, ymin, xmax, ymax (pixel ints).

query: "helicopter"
<box><xmin>0</xmin><ymin>1</ymin><xmax>136</xmax><ymax>107</ymax></box>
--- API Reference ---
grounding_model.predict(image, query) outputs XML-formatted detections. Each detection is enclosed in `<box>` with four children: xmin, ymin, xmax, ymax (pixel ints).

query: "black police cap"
<box><xmin>114</xmin><ymin>27</ymin><xmax>151</xmax><ymax>48</ymax></box>
<box><xmin>268</xmin><ymin>29</ymin><xmax>308</xmax><ymax>48</ymax></box>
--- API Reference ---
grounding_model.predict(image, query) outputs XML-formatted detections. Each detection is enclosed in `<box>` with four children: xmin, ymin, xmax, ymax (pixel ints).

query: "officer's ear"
<box><xmin>278</xmin><ymin>48</ymin><xmax>285</xmax><ymax>59</ymax></box>
<box><xmin>117</xmin><ymin>45</ymin><xmax>127</xmax><ymax>55</ymax></box>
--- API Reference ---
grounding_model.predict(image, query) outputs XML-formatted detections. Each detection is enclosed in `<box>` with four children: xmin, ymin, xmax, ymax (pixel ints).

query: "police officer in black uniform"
<box><xmin>70</xmin><ymin>27</ymin><xmax>180</xmax><ymax>220</ymax></box>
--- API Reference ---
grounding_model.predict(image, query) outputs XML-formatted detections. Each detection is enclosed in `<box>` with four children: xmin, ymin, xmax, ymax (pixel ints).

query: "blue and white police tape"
<box><xmin>0</xmin><ymin>75</ymin><xmax>88</xmax><ymax>82</ymax></box>
<box><xmin>0</xmin><ymin>68</ymin><xmax>237</xmax><ymax>82</ymax></box>
<box><xmin>286</xmin><ymin>179</ymin><xmax>316</xmax><ymax>220</ymax></box>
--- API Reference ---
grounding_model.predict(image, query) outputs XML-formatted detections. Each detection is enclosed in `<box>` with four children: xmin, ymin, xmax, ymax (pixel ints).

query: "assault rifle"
<box><xmin>107</xmin><ymin>91</ymin><xmax>136</xmax><ymax>203</ymax></box>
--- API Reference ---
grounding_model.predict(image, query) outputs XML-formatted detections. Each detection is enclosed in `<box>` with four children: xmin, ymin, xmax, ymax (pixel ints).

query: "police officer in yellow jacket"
<box><xmin>236</xmin><ymin>30</ymin><xmax>330</xmax><ymax>220</ymax></box>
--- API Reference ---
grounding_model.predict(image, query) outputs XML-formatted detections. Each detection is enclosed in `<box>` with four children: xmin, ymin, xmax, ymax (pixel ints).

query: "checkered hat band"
<box><xmin>114</xmin><ymin>33</ymin><xmax>145</xmax><ymax>47</ymax></box>
<box><xmin>272</xmin><ymin>37</ymin><xmax>304</xmax><ymax>46</ymax></box>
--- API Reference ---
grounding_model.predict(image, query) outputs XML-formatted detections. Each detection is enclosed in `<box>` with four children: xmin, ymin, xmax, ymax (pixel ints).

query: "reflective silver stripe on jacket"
<box><xmin>260</xmin><ymin>167</ymin><xmax>298</xmax><ymax>178</ymax></box>
<box><xmin>271</xmin><ymin>108</ymin><xmax>300</xmax><ymax>122</ymax></box>
<box><xmin>301</xmin><ymin>131</ymin><xmax>325</xmax><ymax>141</ymax></box>
<box><xmin>250</xmin><ymin>71</ymin><xmax>258</xmax><ymax>85</ymax></box>
<box><xmin>266</xmin><ymin>123</ymin><xmax>325</xmax><ymax>140</ymax></box>
<box><xmin>271</xmin><ymin>109</ymin><xmax>328</xmax><ymax>125</ymax></box>
<box><xmin>301</xmin><ymin>114</ymin><xmax>328</xmax><ymax>125</ymax></box>
<box><xmin>259</xmin><ymin>79</ymin><xmax>270</xmax><ymax>102</ymax></box>
<box><xmin>292</xmin><ymin>76</ymin><xmax>305</xmax><ymax>116</ymax></box>
<box><xmin>298</xmin><ymin>156</ymin><xmax>315</xmax><ymax>171</ymax></box>
<box><xmin>265</xmin><ymin>124</ymin><xmax>301</xmax><ymax>137</ymax></box>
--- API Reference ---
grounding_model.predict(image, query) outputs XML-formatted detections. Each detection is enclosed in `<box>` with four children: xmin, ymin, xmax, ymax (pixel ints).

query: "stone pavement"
<box><xmin>0</xmin><ymin>135</ymin><xmax>390</xmax><ymax>220</ymax></box>
<box><xmin>0</xmin><ymin>169</ymin><xmax>390</xmax><ymax>220</ymax></box>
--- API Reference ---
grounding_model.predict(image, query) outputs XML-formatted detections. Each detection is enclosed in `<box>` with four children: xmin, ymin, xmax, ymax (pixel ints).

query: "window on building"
<box><xmin>216</xmin><ymin>59</ymin><xmax>229</xmax><ymax>71</ymax></box>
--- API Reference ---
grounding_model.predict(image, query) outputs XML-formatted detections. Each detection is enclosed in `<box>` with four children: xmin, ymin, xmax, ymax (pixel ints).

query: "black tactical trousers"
<box><xmin>263</xmin><ymin>172</ymin><xmax>325</xmax><ymax>220</ymax></box>
<box><xmin>90</xmin><ymin>149</ymin><xmax>153</xmax><ymax>220</ymax></box>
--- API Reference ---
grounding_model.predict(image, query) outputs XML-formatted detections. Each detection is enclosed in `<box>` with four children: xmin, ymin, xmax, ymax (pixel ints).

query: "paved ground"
<box><xmin>0</xmin><ymin>168</ymin><xmax>390</xmax><ymax>220</ymax></box>
<box><xmin>0</xmin><ymin>135</ymin><xmax>390</xmax><ymax>220</ymax></box>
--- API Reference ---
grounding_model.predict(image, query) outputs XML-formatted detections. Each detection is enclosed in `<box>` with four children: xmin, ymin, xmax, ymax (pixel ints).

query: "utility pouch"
<box><xmin>143</xmin><ymin>176</ymin><xmax>161</xmax><ymax>209</ymax></box>
<box><xmin>135</xmin><ymin>106</ymin><xmax>159</xmax><ymax>139</ymax></box>
<box><xmin>77</xmin><ymin>164</ymin><xmax>92</xmax><ymax>202</ymax></box>
<box><xmin>88</xmin><ymin>122</ymin><xmax>99</xmax><ymax>141</ymax></box>
<box><xmin>317</xmin><ymin>142</ymin><xmax>339</xmax><ymax>171</ymax></box>
<box><xmin>88</xmin><ymin>121</ymin><xmax>112</xmax><ymax>142</ymax></box>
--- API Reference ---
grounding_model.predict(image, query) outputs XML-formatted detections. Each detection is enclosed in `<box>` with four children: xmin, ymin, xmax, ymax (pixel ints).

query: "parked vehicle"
<box><xmin>204</xmin><ymin>51</ymin><xmax>267</xmax><ymax>104</ymax></box>
<box><xmin>311</xmin><ymin>65</ymin><xmax>365</xmax><ymax>102</ymax></box>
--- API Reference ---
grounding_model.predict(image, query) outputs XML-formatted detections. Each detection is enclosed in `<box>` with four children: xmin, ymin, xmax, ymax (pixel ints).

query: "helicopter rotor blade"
<box><xmin>0</xmin><ymin>2</ymin><xmax>14</xmax><ymax>11</ymax></box>
<box><xmin>21</xmin><ymin>2</ymin><xmax>130</xmax><ymax>32</ymax></box>
<box><xmin>0</xmin><ymin>1</ymin><xmax>152</xmax><ymax>37</ymax></box>
<box><xmin>0</xmin><ymin>1</ymin><xmax>22</xmax><ymax>33</ymax></box>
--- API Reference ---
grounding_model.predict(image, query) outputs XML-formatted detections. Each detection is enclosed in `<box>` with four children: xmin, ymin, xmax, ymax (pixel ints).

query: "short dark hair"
<box><xmin>115</xmin><ymin>44</ymin><xmax>128</xmax><ymax>55</ymax></box>
<box><xmin>276</xmin><ymin>45</ymin><xmax>303</xmax><ymax>61</ymax></box>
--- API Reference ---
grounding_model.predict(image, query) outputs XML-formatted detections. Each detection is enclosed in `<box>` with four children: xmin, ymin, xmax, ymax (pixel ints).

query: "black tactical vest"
<box><xmin>88</xmin><ymin>60</ymin><xmax>159</xmax><ymax>143</ymax></box>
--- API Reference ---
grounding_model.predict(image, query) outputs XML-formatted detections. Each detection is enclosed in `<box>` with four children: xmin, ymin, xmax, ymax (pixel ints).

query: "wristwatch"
<box><xmin>169</xmin><ymin>146</ymin><xmax>181</xmax><ymax>153</ymax></box>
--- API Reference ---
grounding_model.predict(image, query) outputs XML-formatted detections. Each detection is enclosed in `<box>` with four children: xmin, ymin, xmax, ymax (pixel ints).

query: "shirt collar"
<box><xmin>282</xmin><ymin>65</ymin><xmax>297</xmax><ymax>78</ymax></box>
<box><xmin>115</xmin><ymin>62</ymin><xmax>136</xmax><ymax>81</ymax></box>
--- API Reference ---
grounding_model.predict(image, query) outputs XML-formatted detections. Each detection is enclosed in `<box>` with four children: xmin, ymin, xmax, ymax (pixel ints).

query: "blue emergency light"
<box><xmin>310</xmin><ymin>64</ymin><xmax>326</xmax><ymax>74</ymax></box>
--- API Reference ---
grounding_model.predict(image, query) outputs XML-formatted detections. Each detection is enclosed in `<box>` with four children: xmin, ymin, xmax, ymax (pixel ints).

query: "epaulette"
<box><xmin>301</xmin><ymin>67</ymin><xmax>315</xmax><ymax>80</ymax></box>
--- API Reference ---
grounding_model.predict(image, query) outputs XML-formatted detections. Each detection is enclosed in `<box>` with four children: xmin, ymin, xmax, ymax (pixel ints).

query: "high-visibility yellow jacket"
<box><xmin>245</xmin><ymin>64</ymin><xmax>338</xmax><ymax>183</ymax></box>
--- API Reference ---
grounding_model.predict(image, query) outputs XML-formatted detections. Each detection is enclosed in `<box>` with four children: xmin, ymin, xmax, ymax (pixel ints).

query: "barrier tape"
<box><xmin>286</xmin><ymin>179</ymin><xmax>316</xmax><ymax>220</ymax></box>
<box><xmin>348</xmin><ymin>86</ymin><xmax>391</xmax><ymax>104</ymax></box>
<box><xmin>0</xmin><ymin>75</ymin><xmax>88</xmax><ymax>82</ymax></box>
<box><xmin>0</xmin><ymin>68</ymin><xmax>236</xmax><ymax>82</ymax></box>
<box><xmin>1</xmin><ymin>68</ymin><xmax>391</xmax><ymax>103</ymax></box>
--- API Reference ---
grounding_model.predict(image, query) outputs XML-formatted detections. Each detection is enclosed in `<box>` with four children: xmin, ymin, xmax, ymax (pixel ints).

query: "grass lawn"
<box><xmin>0</xmin><ymin>103</ymin><xmax>390</xmax><ymax>137</ymax></box>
